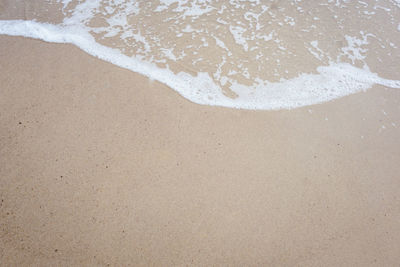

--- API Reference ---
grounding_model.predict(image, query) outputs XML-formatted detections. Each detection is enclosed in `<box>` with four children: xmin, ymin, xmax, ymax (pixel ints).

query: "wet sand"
<box><xmin>1</xmin><ymin>36</ymin><xmax>400</xmax><ymax>266</ymax></box>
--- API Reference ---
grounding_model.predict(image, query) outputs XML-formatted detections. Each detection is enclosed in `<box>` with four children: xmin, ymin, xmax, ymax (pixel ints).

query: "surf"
<box><xmin>1</xmin><ymin>0</ymin><xmax>399</xmax><ymax>110</ymax></box>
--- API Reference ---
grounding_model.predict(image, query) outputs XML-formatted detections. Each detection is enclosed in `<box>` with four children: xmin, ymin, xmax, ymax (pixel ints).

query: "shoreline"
<box><xmin>2</xmin><ymin>19</ymin><xmax>400</xmax><ymax>110</ymax></box>
<box><xmin>1</xmin><ymin>35</ymin><xmax>400</xmax><ymax>265</ymax></box>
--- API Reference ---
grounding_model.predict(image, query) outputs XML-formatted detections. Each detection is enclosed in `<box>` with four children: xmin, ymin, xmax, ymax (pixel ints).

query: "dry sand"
<box><xmin>1</xmin><ymin>36</ymin><xmax>400</xmax><ymax>266</ymax></box>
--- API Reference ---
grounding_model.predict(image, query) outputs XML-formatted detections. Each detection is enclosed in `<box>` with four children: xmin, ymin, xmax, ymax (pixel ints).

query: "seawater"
<box><xmin>0</xmin><ymin>0</ymin><xmax>399</xmax><ymax>109</ymax></box>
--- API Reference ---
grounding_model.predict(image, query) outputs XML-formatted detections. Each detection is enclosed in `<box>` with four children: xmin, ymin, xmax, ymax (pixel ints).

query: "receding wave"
<box><xmin>1</xmin><ymin>0</ymin><xmax>400</xmax><ymax>109</ymax></box>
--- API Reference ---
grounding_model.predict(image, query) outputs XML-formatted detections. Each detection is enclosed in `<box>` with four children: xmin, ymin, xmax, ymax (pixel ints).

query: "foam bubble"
<box><xmin>1</xmin><ymin>0</ymin><xmax>400</xmax><ymax>110</ymax></box>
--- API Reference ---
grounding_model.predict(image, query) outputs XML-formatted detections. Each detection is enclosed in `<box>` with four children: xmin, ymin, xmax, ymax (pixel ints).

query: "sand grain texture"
<box><xmin>1</xmin><ymin>36</ymin><xmax>400</xmax><ymax>266</ymax></box>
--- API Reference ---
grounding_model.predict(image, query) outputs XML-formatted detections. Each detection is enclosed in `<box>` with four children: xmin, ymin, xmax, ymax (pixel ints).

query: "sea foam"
<box><xmin>0</xmin><ymin>0</ymin><xmax>399</xmax><ymax>110</ymax></box>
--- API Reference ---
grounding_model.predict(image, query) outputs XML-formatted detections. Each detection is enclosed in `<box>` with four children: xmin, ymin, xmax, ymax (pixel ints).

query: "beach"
<box><xmin>2</xmin><ymin>0</ymin><xmax>400</xmax><ymax>265</ymax></box>
<box><xmin>1</xmin><ymin>35</ymin><xmax>400</xmax><ymax>265</ymax></box>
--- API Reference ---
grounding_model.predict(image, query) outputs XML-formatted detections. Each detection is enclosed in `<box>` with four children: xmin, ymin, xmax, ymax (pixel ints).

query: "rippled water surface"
<box><xmin>1</xmin><ymin>0</ymin><xmax>400</xmax><ymax>109</ymax></box>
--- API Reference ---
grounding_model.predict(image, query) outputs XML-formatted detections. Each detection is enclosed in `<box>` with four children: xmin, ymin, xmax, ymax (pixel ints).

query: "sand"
<box><xmin>1</xmin><ymin>35</ymin><xmax>400</xmax><ymax>266</ymax></box>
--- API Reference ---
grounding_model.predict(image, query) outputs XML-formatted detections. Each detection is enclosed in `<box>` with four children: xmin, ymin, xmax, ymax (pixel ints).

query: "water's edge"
<box><xmin>1</xmin><ymin>19</ymin><xmax>399</xmax><ymax>110</ymax></box>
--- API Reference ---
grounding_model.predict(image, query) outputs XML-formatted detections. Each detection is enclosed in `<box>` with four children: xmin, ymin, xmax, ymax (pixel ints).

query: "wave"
<box><xmin>1</xmin><ymin>1</ymin><xmax>399</xmax><ymax>110</ymax></box>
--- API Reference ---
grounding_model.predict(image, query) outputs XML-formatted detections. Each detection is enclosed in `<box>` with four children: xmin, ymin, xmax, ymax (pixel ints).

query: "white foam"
<box><xmin>390</xmin><ymin>0</ymin><xmax>400</xmax><ymax>8</ymax></box>
<box><xmin>229</xmin><ymin>25</ymin><xmax>249</xmax><ymax>51</ymax></box>
<box><xmin>60</xmin><ymin>0</ymin><xmax>73</xmax><ymax>10</ymax></box>
<box><xmin>155</xmin><ymin>0</ymin><xmax>214</xmax><ymax>17</ymax></box>
<box><xmin>1</xmin><ymin>2</ymin><xmax>400</xmax><ymax>111</ymax></box>
<box><xmin>341</xmin><ymin>34</ymin><xmax>369</xmax><ymax>63</ymax></box>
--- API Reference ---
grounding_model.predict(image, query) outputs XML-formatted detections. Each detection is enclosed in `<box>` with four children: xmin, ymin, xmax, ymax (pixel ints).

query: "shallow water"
<box><xmin>1</xmin><ymin>0</ymin><xmax>400</xmax><ymax>109</ymax></box>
